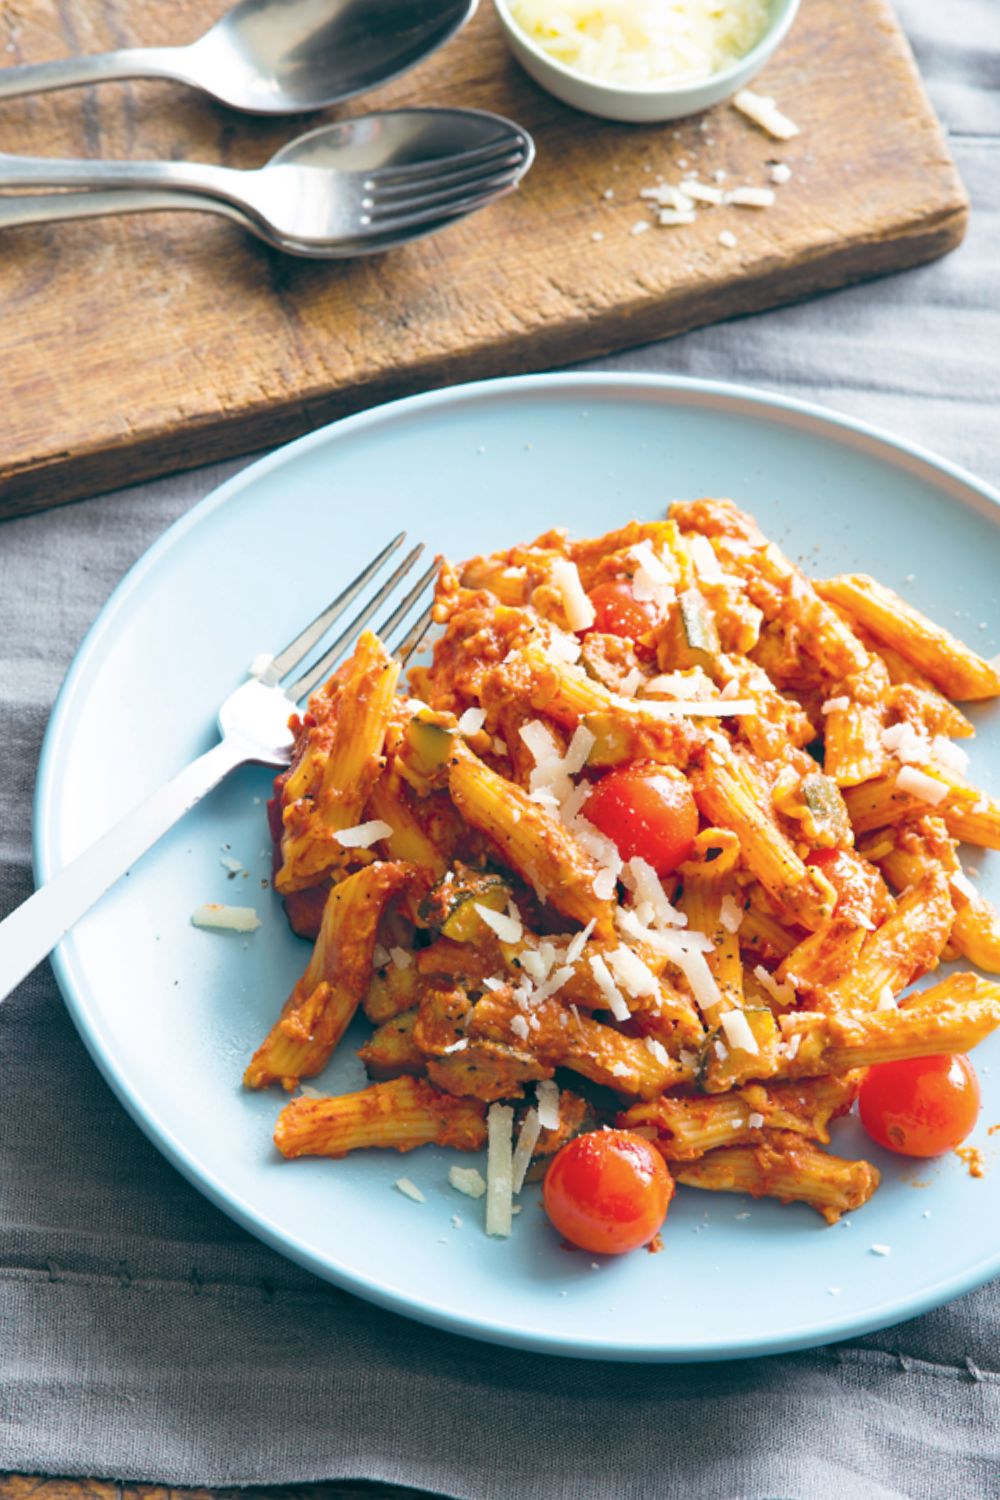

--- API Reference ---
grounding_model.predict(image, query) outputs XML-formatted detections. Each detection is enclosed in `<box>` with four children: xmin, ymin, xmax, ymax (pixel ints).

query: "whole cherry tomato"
<box><xmin>586</xmin><ymin>581</ymin><xmax>658</xmax><ymax>645</ymax></box>
<box><xmin>584</xmin><ymin>763</ymin><xmax>698</xmax><ymax>877</ymax></box>
<box><xmin>858</xmin><ymin>1054</ymin><xmax>981</xmax><ymax>1157</ymax></box>
<box><xmin>543</xmin><ymin>1129</ymin><xmax>673</xmax><ymax>1255</ymax></box>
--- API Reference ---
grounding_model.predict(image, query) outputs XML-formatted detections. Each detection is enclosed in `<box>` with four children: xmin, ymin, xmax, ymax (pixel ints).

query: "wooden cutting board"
<box><xmin>0</xmin><ymin>0</ymin><xmax>966</xmax><ymax>519</ymax></box>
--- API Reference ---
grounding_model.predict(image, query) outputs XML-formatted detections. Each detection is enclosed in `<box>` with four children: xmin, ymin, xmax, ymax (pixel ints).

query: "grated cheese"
<box><xmin>784</xmin><ymin>1032</ymin><xmax>801</xmax><ymax>1061</ymax></box>
<box><xmin>821</xmin><ymin>696</ymin><xmax>850</xmax><ymax>715</ymax></box>
<box><xmin>747</xmin><ymin>1111</ymin><xmax>765</xmax><ymax>1129</ymax></box>
<box><xmin>592</xmin><ymin>867</ymin><xmax>619</xmax><ymax>900</ymax></box>
<box><xmin>334</xmin><ymin>819</ymin><xmax>394</xmax><ymax>848</ymax></box>
<box><xmin>720</xmin><ymin>1009</ymin><xmax>759</xmax><ymax>1054</ymax></box>
<box><xmin>519</xmin><ymin>718</ymin><xmax>561</xmax><ymax>765</ymax></box>
<box><xmin>191</xmin><ymin>903</ymin><xmax>261</xmax><ymax>933</ymax></box>
<box><xmin>876</xmin><ymin>985</ymin><xmax>896</xmax><ymax>1012</ymax></box>
<box><xmin>719</xmin><ymin>893</ymin><xmax>744</xmax><ymax>934</ymax></box>
<box><xmin>640</xmin><ymin>183</ymin><xmax>694</xmax><ymax>212</ymax></box>
<box><xmin>589</xmin><ymin>953</ymin><xmax>631</xmax><ymax>1020</ymax></box>
<box><xmin>733</xmin><ymin>88</ymin><xmax>800</xmax><ymax>139</ymax></box>
<box><xmin>511</xmin><ymin>1108</ymin><xmax>542</xmax><ymax>1193</ymax></box>
<box><xmin>509</xmin><ymin>1013</ymin><xmax>530</xmax><ymax>1040</ymax></box>
<box><xmin>627</xmin><ymin>695</ymin><xmax>758</xmax><ymax>717</ymax></box>
<box><xmin>645</xmin><ymin>1036</ymin><xmax>670</xmax><ymax>1067</ymax></box>
<box><xmin>550</xmin><ymin>556</ymin><xmax>596</xmax><ymax>631</ymax></box>
<box><xmin>895</xmin><ymin>765</ymin><xmax>948</xmax><ymax>806</ymax></box>
<box><xmin>683</xmin><ymin>180</ymin><xmax>726</xmax><ymax>207</ymax></box>
<box><xmin>485</xmin><ymin>1104</ymin><xmax>515</xmax><ymax>1237</ymax></box>
<box><xmin>768</xmin><ymin>162</ymin><xmax>792</xmax><ymax>184</ymax></box>
<box><xmin>931</xmin><ymin>736</ymin><xmax>970</xmax><ymax>774</ymax></box>
<box><xmin>607</xmin><ymin>944</ymin><xmax>659</xmax><ymax>999</ymax></box>
<box><xmin>507</xmin><ymin>0</ymin><xmax>771</xmax><ymax>88</ymax></box>
<box><xmin>753</xmin><ymin>963</ymin><xmax>795</xmax><ymax>1008</ymax></box>
<box><xmin>443</xmin><ymin>1037</ymin><xmax>469</xmax><ymax>1053</ymax></box>
<box><xmin>563</xmin><ymin>723</ymin><xmax>596</xmax><ymax>775</ymax></box>
<box><xmin>394</xmin><ymin>1177</ymin><xmax>425</xmax><ymax>1203</ymax></box>
<box><xmin>372</xmin><ymin>944</ymin><xmax>391</xmax><ymax>969</ymax></box>
<box><xmin>870</xmin><ymin>1243</ymin><xmax>891</xmax><ymax>1256</ymax></box>
<box><xmin>474</xmin><ymin>902</ymin><xmax>524</xmax><ymax>943</ymax></box>
<box><xmin>881</xmin><ymin>721</ymin><xmax>929</xmax><ymax>764</ymax></box>
<box><xmin>457</xmin><ymin>706</ymin><xmax>487</xmax><ymax>736</ymax></box>
<box><xmin>659</xmin><ymin>209</ymin><xmax>697</xmax><ymax>227</ymax></box>
<box><xmin>564</xmin><ymin>917</ymin><xmax>597</xmax><ymax>967</ymax></box>
<box><xmin>536</xmin><ymin>1079</ymin><xmax>561</xmax><ymax>1130</ymax></box>
<box><xmin>448</xmin><ymin>1164</ymin><xmax>487</xmax><ymax>1199</ymax></box>
<box><xmin>389</xmin><ymin>946</ymin><xmax>413</xmax><ymax>970</ymax></box>
<box><xmin>717</xmin><ymin>229</ymin><xmax>738</xmax><ymax>249</ymax></box>
<box><xmin>950</xmin><ymin>869</ymin><xmax>977</xmax><ymax>902</ymax></box>
<box><xmin>726</xmin><ymin>185</ymin><xmax>776</xmax><ymax>208</ymax></box>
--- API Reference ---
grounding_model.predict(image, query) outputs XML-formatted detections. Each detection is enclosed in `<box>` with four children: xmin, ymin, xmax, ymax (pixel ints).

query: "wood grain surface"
<box><xmin>0</xmin><ymin>1478</ymin><xmax>430</xmax><ymax>1500</ymax></box>
<box><xmin>0</xmin><ymin>0</ymin><xmax>966</xmax><ymax>518</ymax></box>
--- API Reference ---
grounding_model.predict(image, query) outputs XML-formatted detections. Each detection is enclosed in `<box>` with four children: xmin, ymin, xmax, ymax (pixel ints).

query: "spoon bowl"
<box><xmin>0</xmin><ymin>0</ymin><xmax>479</xmax><ymax>114</ymax></box>
<box><xmin>185</xmin><ymin>0</ymin><xmax>481</xmax><ymax>113</ymax></box>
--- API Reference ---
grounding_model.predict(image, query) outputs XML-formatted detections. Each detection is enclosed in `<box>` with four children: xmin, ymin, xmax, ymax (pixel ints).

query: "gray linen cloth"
<box><xmin>1</xmin><ymin>3</ymin><xmax>999</xmax><ymax>1495</ymax></box>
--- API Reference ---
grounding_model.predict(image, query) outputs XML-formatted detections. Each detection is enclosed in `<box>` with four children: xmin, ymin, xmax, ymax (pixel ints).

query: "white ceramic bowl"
<box><xmin>493</xmin><ymin>0</ymin><xmax>801</xmax><ymax>123</ymax></box>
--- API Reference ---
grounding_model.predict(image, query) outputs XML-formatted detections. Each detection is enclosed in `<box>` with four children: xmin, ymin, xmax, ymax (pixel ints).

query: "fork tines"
<box><xmin>275</xmin><ymin>537</ymin><xmax>437</xmax><ymax>703</ymax></box>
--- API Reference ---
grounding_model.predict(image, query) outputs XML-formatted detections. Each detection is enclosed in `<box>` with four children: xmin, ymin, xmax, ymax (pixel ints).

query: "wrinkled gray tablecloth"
<box><xmin>1</xmin><ymin>3</ymin><xmax>998</xmax><ymax>1496</ymax></box>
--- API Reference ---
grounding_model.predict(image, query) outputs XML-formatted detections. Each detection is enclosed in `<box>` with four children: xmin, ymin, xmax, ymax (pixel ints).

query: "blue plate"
<box><xmin>35</xmin><ymin>374</ymin><xmax>1000</xmax><ymax>1362</ymax></box>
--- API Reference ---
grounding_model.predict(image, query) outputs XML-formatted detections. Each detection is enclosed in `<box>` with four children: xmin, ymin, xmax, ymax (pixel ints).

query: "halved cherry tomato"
<box><xmin>585</xmin><ymin>762</ymin><xmax>698</xmax><ymax>877</ymax></box>
<box><xmin>586</xmin><ymin>581</ymin><xmax>658</xmax><ymax>645</ymax></box>
<box><xmin>858</xmin><ymin>1054</ymin><xmax>981</xmax><ymax>1157</ymax></box>
<box><xmin>543</xmin><ymin>1129</ymin><xmax>673</xmax><ymax>1255</ymax></box>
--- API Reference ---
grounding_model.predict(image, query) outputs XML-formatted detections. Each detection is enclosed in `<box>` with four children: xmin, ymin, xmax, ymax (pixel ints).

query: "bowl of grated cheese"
<box><xmin>494</xmin><ymin>0</ymin><xmax>800</xmax><ymax>123</ymax></box>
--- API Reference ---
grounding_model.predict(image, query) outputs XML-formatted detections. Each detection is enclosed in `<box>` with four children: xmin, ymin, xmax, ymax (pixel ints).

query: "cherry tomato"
<box><xmin>585</xmin><ymin>763</ymin><xmax>698</xmax><ymax>877</ymax></box>
<box><xmin>543</xmin><ymin>1129</ymin><xmax>673</xmax><ymax>1255</ymax></box>
<box><xmin>858</xmin><ymin>1054</ymin><xmax>981</xmax><ymax>1157</ymax></box>
<box><xmin>586</xmin><ymin>581</ymin><xmax>658</xmax><ymax>644</ymax></box>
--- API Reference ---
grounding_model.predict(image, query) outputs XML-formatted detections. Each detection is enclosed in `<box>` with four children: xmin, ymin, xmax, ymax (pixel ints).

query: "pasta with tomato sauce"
<box><xmin>247</xmin><ymin>501</ymin><xmax>1000</xmax><ymax>1245</ymax></box>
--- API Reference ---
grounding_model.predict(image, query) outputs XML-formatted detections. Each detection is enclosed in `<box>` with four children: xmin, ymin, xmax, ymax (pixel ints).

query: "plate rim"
<box><xmin>33</xmin><ymin>370</ymin><xmax>1000</xmax><ymax>1362</ymax></box>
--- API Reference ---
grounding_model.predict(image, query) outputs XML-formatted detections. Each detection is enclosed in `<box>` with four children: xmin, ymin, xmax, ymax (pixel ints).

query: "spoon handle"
<box><xmin>0</xmin><ymin>150</ymin><xmax>244</xmax><ymax>204</ymax></box>
<box><xmin>0</xmin><ymin>47</ymin><xmax>191</xmax><ymax>100</ymax></box>
<box><xmin>0</xmin><ymin>188</ymin><xmax>250</xmax><ymax>233</ymax></box>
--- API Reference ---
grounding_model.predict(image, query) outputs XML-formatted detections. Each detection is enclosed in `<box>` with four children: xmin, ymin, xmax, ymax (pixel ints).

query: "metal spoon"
<box><xmin>0</xmin><ymin>0</ymin><xmax>478</xmax><ymax>114</ymax></box>
<box><xmin>0</xmin><ymin>109</ymin><xmax>534</xmax><ymax>256</ymax></box>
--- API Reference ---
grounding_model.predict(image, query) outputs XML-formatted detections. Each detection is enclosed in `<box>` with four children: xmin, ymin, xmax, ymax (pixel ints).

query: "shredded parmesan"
<box><xmin>784</xmin><ymin>1032</ymin><xmax>801</xmax><ymax>1061</ymax></box>
<box><xmin>720</xmin><ymin>1009</ymin><xmax>759</xmax><ymax>1054</ymax></box>
<box><xmin>389</xmin><ymin>946</ymin><xmax>412</xmax><ymax>970</ymax></box>
<box><xmin>733</xmin><ymin>88</ymin><xmax>800</xmax><ymax>139</ymax></box>
<box><xmin>881</xmin><ymin>721</ymin><xmax>929</xmax><ymax>765</ymax></box>
<box><xmin>821</xmin><ymin>696</ymin><xmax>850</xmax><ymax>715</ymax></box>
<box><xmin>190</xmin><ymin>903</ymin><xmax>261</xmax><ymax>933</ymax></box>
<box><xmin>394</xmin><ymin>1177</ymin><xmax>425</xmax><ymax>1203</ymax></box>
<box><xmin>565</xmin><ymin>917</ymin><xmax>597</xmax><ymax>967</ymax></box>
<box><xmin>475</xmin><ymin>902</ymin><xmax>524</xmax><ymax>943</ymax></box>
<box><xmin>658</xmin><ymin>208</ymin><xmax>697</xmax><ymax>227</ymax></box>
<box><xmin>519</xmin><ymin>719</ymin><xmax>561</xmax><ymax>765</ymax></box>
<box><xmin>536</xmin><ymin>1079</ymin><xmax>561</xmax><ymax>1131</ymax></box>
<box><xmin>950</xmin><ymin>869</ymin><xmax>977</xmax><ymax>902</ymax></box>
<box><xmin>876</xmin><ymin>985</ymin><xmax>896</xmax><ymax>1012</ymax></box>
<box><xmin>683</xmin><ymin>180</ymin><xmax>726</xmax><ymax>207</ymax></box>
<box><xmin>550</xmin><ymin>556</ymin><xmax>595</xmax><ymax>631</ymax></box>
<box><xmin>747</xmin><ymin>1111</ymin><xmax>764</xmax><ymax>1129</ymax></box>
<box><xmin>589</xmin><ymin>953</ymin><xmax>631</xmax><ymax>1020</ymax></box>
<box><xmin>719</xmin><ymin>893</ymin><xmax>744</xmax><ymax>934</ymax></box>
<box><xmin>645</xmin><ymin>1036</ymin><xmax>670</xmax><ymax>1067</ymax></box>
<box><xmin>448</xmin><ymin>1165</ymin><xmax>487</xmax><ymax>1199</ymax></box>
<box><xmin>608</xmin><ymin>944</ymin><xmax>659</xmax><ymax>999</ymax></box>
<box><xmin>931</xmin><ymin>736</ymin><xmax>970</xmax><ymax>774</ymax></box>
<box><xmin>511</xmin><ymin>1108</ymin><xmax>542</xmax><ymax>1193</ymax></box>
<box><xmin>726</xmin><ymin>185</ymin><xmax>776</xmax><ymax>208</ymax></box>
<box><xmin>334</xmin><ymin>819</ymin><xmax>394</xmax><ymax>848</ymax></box>
<box><xmin>895</xmin><ymin>765</ymin><xmax>948</xmax><ymax>806</ymax></box>
<box><xmin>443</xmin><ymin>1037</ymin><xmax>469</xmax><ymax>1053</ymax></box>
<box><xmin>508</xmin><ymin>0</ymin><xmax>772</xmax><ymax>88</ymax></box>
<box><xmin>485</xmin><ymin>1104</ymin><xmax>515</xmax><ymax>1237</ymax></box>
<box><xmin>457</xmin><ymin>706</ymin><xmax>487</xmax><ymax>736</ymax></box>
<box><xmin>753</xmin><ymin>964</ymin><xmax>795</xmax><ymax>1008</ymax></box>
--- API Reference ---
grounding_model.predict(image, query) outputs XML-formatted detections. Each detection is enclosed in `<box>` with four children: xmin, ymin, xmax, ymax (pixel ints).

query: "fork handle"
<box><xmin>0</xmin><ymin>736</ymin><xmax>250</xmax><ymax>1004</ymax></box>
<box><xmin>0</xmin><ymin>47</ymin><xmax>190</xmax><ymax>100</ymax></box>
<box><xmin>0</xmin><ymin>150</ymin><xmax>240</xmax><ymax>201</ymax></box>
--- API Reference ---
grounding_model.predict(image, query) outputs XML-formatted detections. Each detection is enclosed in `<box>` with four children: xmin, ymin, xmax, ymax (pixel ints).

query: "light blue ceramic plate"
<box><xmin>35</xmin><ymin>374</ymin><xmax>1000</xmax><ymax>1362</ymax></box>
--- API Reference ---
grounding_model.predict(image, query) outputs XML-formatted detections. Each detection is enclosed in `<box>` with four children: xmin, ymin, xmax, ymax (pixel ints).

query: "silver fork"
<box><xmin>0</xmin><ymin>534</ymin><xmax>436</xmax><ymax>1003</ymax></box>
<box><xmin>0</xmin><ymin>109</ymin><xmax>535</xmax><ymax>253</ymax></box>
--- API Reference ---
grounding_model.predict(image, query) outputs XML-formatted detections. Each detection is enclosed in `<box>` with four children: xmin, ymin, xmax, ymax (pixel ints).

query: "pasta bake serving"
<box><xmin>244</xmin><ymin>500</ymin><xmax>1000</xmax><ymax>1253</ymax></box>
